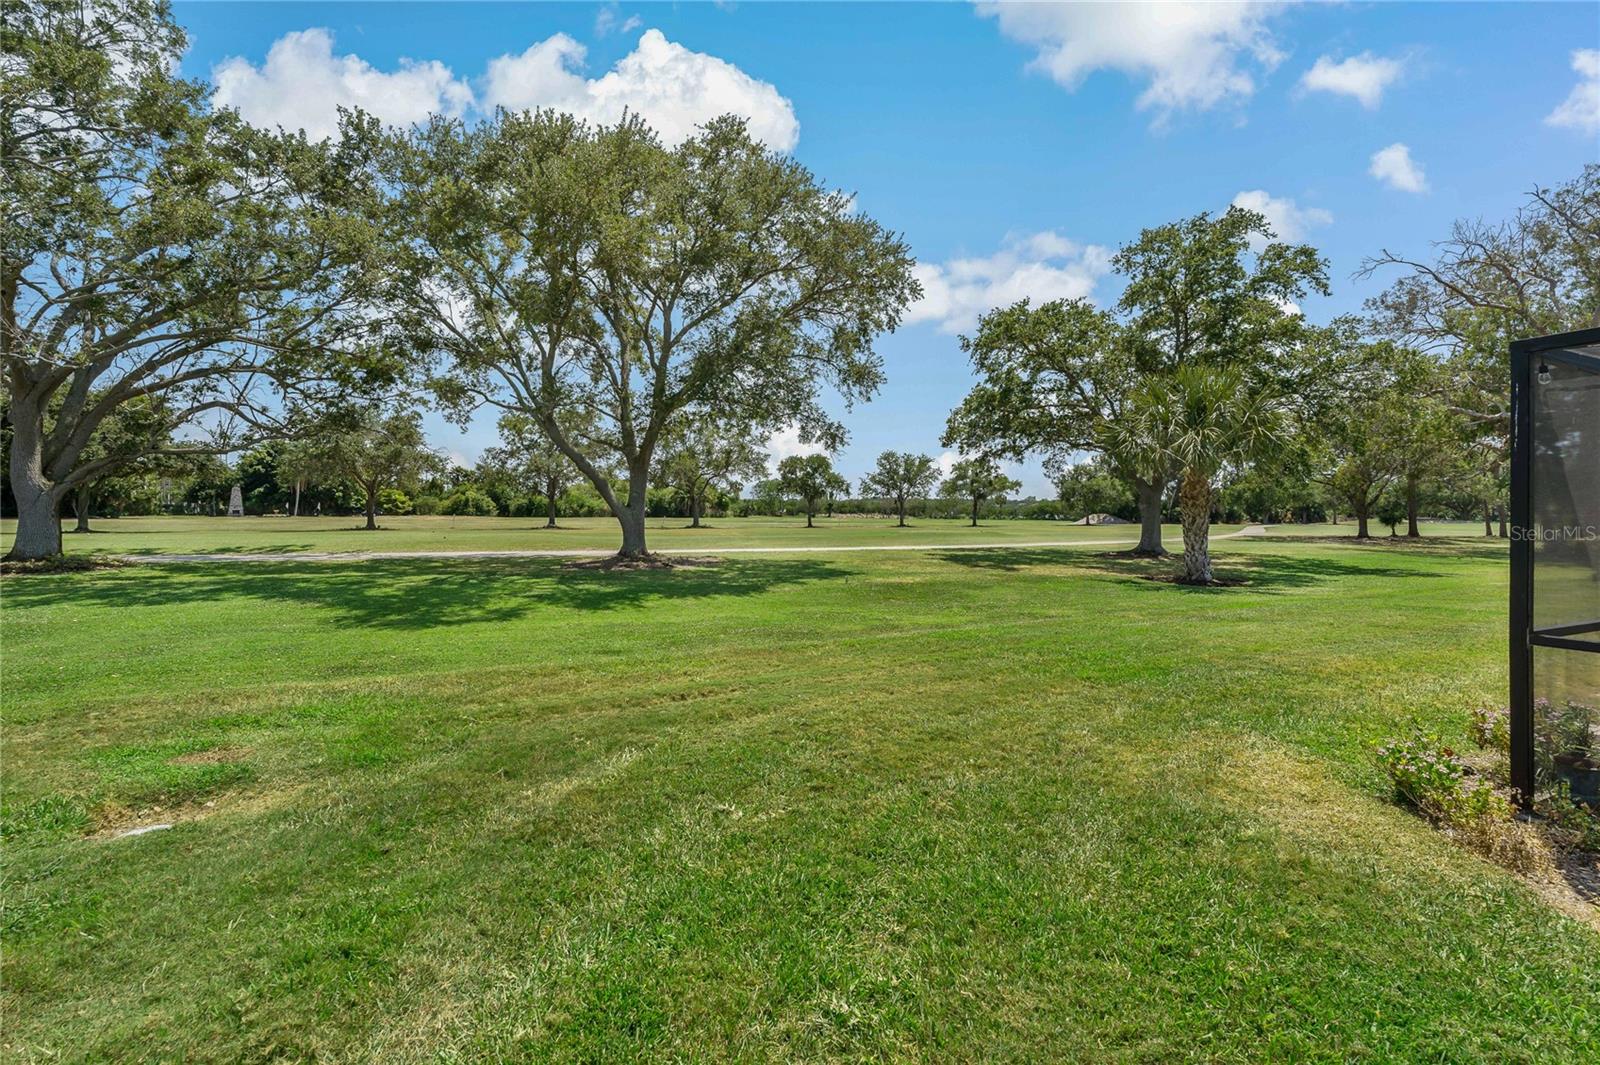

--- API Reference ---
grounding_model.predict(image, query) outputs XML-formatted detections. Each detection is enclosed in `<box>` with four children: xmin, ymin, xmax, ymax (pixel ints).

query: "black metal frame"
<box><xmin>1509</xmin><ymin>326</ymin><xmax>1600</xmax><ymax>807</ymax></box>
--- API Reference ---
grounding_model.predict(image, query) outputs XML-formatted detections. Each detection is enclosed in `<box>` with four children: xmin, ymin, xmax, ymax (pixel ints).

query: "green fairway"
<box><xmin>3</xmin><ymin>533</ymin><xmax>1596</xmax><ymax>1061</ymax></box>
<box><xmin>0</xmin><ymin>514</ymin><xmax>1501</xmax><ymax>559</ymax></box>
<box><xmin>4</xmin><ymin>514</ymin><xmax>1191</xmax><ymax>557</ymax></box>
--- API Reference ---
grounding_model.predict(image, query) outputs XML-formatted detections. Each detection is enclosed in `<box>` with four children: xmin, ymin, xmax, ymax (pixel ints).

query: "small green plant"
<box><xmin>1378</xmin><ymin>734</ymin><xmax>1467</xmax><ymax>808</ymax></box>
<box><xmin>1537</xmin><ymin>783</ymin><xmax>1600</xmax><ymax>852</ymax></box>
<box><xmin>1374</xmin><ymin>492</ymin><xmax>1407</xmax><ymax>537</ymax></box>
<box><xmin>1469</xmin><ymin>704</ymin><xmax>1510</xmax><ymax>752</ymax></box>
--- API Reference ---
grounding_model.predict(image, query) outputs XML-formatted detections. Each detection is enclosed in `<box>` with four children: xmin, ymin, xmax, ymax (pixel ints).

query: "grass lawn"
<box><xmin>0</xmin><ymin>515</ymin><xmax>1504</xmax><ymax>558</ymax></box>
<box><xmin>3</xmin><ymin>514</ymin><xmax>1214</xmax><ymax>557</ymax></box>
<box><xmin>2</xmin><ymin>532</ymin><xmax>1596</xmax><ymax>1061</ymax></box>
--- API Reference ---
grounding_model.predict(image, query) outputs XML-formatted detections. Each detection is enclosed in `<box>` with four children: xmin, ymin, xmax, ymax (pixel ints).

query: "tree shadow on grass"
<box><xmin>115</xmin><ymin>544</ymin><xmax>321</xmax><ymax>555</ymax></box>
<box><xmin>0</xmin><ymin>557</ymin><xmax>851</xmax><ymax>630</ymax></box>
<box><xmin>930</xmin><ymin>548</ymin><xmax>1448</xmax><ymax>592</ymax></box>
<box><xmin>1250</xmin><ymin>535</ymin><xmax>1509</xmax><ymax>563</ymax></box>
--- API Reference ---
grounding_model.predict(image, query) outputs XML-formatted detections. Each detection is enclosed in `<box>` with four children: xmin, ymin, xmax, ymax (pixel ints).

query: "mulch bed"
<box><xmin>561</xmin><ymin>554</ymin><xmax>723</xmax><ymax>572</ymax></box>
<box><xmin>0</xmin><ymin>555</ymin><xmax>129</xmax><ymax>576</ymax></box>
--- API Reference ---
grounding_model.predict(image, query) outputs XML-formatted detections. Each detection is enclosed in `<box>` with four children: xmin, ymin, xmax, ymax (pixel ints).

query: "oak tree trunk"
<box><xmin>72</xmin><ymin>483</ymin><xmax>92</xmax><ymax>533</ymax></box>
<box><xmin>1132</xmin><ymin>477</ymin><xmax>1168</xmax><ymax>556</ymax></box>
<box><xmin>364</xmin><ymin>484</ymin><xmax>378</xmax><ymax>530</ymax></box>
<box><xmin>970</xmin><ymin>495</ymin><xmax>980</xmax><ymax>527</ymax></box>
<box><xmin>616</xmin><ymin>465</ymin><xmax>650</xmax><ymax>558</ymax></box>
<box><xmin>5</xmin><ymin>400</ymin><xmax>65</xmax><ymax>560</ymax></box>
<box><xmin>545</xmin><ymin>476</ymin><xmax>559</xmax><ymax>528</ymax></box>
<box><xmin>1405</xmin><ymin>475</ymin><xmax>1421</xmax><ymax>538</ymax></box>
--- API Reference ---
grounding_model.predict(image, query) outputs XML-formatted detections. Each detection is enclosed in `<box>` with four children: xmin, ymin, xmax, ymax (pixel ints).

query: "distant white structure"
<box><xmin>227</xmin><ymin>485</ymin><xmax>244</xmax><ymax>517</ymax></box>
<box><xmin>1071</xmin><ymin>513</ymin><xmax>1131</xmax><ymax>526</ymax></box>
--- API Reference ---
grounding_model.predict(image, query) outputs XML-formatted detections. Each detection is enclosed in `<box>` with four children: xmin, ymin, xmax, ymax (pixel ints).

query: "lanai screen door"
<box><xmin>1510</xmin><ymin>327</ymin><xmax>1600</xmax><ymax>807</ymax></box>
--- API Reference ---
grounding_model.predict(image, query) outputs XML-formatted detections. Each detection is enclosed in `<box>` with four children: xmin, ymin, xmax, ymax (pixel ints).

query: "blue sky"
<box><xmin>172</xmin><ymin>2</ymin><xmax>1600</xmax><ymax>495</ymax></box>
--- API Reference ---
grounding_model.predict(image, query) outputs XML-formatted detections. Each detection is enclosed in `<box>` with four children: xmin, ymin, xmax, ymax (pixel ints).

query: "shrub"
<box><xmin>411</xmin><ymin>494</ymin><xmax>443</xmax><ymax>515</ymax></box>
<box><xmin>377</xmin><ymin>488</ymin><xmax>413</xmax><ymax>516</ymax></box>
<box><xmin>440</xmin><ymin>488</ymin><xmax>496</xmax><ymax>516</ymax></box>
<box><xmin>1378</xmin><ymin>733</ymin><xmax>1552</xmax><ymax>876</ymax></box>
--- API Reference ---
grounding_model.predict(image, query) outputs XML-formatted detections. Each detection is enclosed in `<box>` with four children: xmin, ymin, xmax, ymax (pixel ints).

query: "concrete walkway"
<box><xmin>120</xmin><ymin>526</ymin><xmax>1271</xmax><ymax>564</ymax></box>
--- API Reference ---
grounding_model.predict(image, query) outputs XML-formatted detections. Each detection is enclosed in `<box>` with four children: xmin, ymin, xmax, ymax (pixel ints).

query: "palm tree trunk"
<box><xmin>1178</xmin><ymin>468</ymin><xmax>1213</xmax><ymax>584</ymax></box>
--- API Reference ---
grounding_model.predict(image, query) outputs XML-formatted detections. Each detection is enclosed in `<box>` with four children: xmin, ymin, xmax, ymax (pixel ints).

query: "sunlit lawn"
<box><xmin>3</xmin><ymin>531</ymin><xmax>1596</xmax><ymax>1061</ymax></box>
<box><xmin>1</xmin><ymin>514</ymin><xmax>1500</xmax><ymax>559</ymax></box>
<box><xmin>3</xmin><ymin>513</ymin><xmax>1206</xmax><ymax>556</ymax></box>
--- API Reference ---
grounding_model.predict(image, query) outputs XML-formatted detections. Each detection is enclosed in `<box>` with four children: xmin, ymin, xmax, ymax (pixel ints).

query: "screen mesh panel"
<box><xmin>1533</xmin><ymin>645</ymin><xmax>1600</xmax><ymax>793</ymax></box>
<box><xmin>1532</xmin><ymin>349</ymin><xmax>1600</xmax><ymax>641</ymax></box>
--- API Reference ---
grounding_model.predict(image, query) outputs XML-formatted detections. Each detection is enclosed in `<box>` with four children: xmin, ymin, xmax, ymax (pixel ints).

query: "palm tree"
<box><xmin>1105</xmin><ymin>367</ymin><xmax>1282</xmax><ymax>584</ymax></box>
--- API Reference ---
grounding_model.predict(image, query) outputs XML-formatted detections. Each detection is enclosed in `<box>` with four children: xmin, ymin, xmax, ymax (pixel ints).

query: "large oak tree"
<box><xmin>945</xmin><ymin>207</ymin><xmax>1327</xmax><ymax>557</ymax></box>
<box><xmin>859</xmin><ymin>450</ymin><xmax>938</xmax><ymax>527</ymax></box>
<box><xmin>2</xmin><ymin>0</ymin><xmax>386</xmax><ymax>560</ymax></box>
<box><xmin>940</xmin><ymin>456</ymin><xmax>1021</xmax><ymax>527</ymax></box>
<box><xmin>777</xmin><ymin>453</ymin><xmax>848</xmax><ymax>529</ymax></box>
<box><xmin>382</xmin><ymin>110</ymin><xmax>919</xmax><ymax>560</ymax></box>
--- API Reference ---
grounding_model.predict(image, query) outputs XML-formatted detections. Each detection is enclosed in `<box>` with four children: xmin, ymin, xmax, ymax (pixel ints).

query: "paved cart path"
<box><xmin>115</xmin><ymin>526</ymin><xmax>1271</xmax><ymax>564</ymax></box>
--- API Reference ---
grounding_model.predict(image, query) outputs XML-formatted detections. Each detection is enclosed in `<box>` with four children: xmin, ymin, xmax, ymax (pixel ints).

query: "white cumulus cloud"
<box><xmin>764</xmin><ymin>424</ymin><xmax>827</xmax><ymax>473</ymax></box>
<box><xmin>1298</xmin><ymin>52</ymin><xmax>1405</xmax><ymax>109</ymax></box>
<box><xmin>1545</xmin><ymin>48</ymin><xmax>1600</xmax><ymax>134</ymax></box>
<box><xmin>212</xmin><ymin>27</ymin><xmax>798</xmax><ymax>151</ymax></box>
<box><xmin>1368</xmin><ymin>142</ymin><xmax>1428</xmax><ymax>193</ymax></box>
<box><xmin>908</xmin><ymin>231</ymin><xmax>1112</xmax><ymax>335</ymax></box>
<box><xmin>1230</xmin><ymin>189</ymin><xmax>1332</xmax><ymax>248</ymax></box>
<box><xmin>977</xmin><ymin>1</ymin><xmax>1286</xmax><ymax>119</ymax></box>
<box><xmin>212</xmin><ymin>28</ymin><xmax>473</xmax><ymax>141</ymax></box>
<box><xmin>483</xmin><ymin>29</ymin><xmax>799</xmax><ymax>150</ymax></box>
